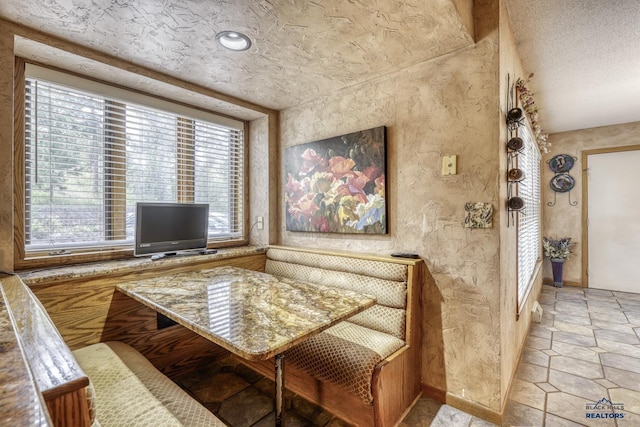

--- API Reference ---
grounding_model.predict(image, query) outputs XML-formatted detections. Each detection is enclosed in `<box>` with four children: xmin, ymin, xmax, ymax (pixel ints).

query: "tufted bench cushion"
<box><xmin>265</xmin><ymin>247</ymin><xmax>410</xmax><ymax>404</ymax></box>
<box><xmin>73</xmin><ymin>341</ymin><xmax>225</xmax><ymax>427</ymax></box>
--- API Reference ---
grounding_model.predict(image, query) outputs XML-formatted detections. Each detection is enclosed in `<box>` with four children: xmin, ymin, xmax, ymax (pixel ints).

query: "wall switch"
<box><xmin>442</xmin><ymin>155</ymin><xmax>457</xmax><ymax>176</ymax></box>
<box><xmin>257</xmin><ymin>216</ymin><xmax>264</xmax><ymax>230</ymax></box>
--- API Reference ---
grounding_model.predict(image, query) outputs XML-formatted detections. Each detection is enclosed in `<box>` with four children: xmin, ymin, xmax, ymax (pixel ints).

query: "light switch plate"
<box><xmin>442</xmin><ymin>155</ymin><xmax>457</xmax><ymax>176</ymax></box>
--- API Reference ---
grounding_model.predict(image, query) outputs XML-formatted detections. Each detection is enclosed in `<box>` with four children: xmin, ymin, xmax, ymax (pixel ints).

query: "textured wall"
<box><xmin>497</xmin><ymin>0</ymin><xmax>544</xmax><ymax>412</ymax></box>
<box><xmin>543</xmin><ymin>121</ymin><xmax>640</xmax><ymax>285</ymax></box>
<box><xmin>279</xmin><ymin>0</ymin><xmax>504</xmax><ymax>412</ymax></box>
<box><xmin>249</xmin><ymin>115</ymin><xmax>275</xmax><ymax>246</ymax></box>
<box><xmin>0</xmin><ymin>28</ymin><xmax>13</xmax><ymax>272</ymax></box>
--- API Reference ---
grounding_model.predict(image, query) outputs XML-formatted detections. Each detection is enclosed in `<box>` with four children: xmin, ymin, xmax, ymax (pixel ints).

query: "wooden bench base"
<box><xmin>238</xmin><ymin>342</ymin><xmax>421</xmax><ymax>427</ymax></box>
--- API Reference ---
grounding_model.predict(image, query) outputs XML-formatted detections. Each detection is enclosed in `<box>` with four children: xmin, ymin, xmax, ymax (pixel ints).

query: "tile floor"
<box><xmin>176</xmin><ymin>284</ymin><xmax>640</xmax><ymax>426</ymax></box>
<box><xmin>502</xmin><ymin>284</ymin><xmax>640</xmax><ymax>427</ymax></box>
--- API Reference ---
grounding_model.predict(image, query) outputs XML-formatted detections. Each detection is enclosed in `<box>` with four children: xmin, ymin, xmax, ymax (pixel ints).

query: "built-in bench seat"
<box><xmin>242</xmin><ymin>246</ymin><xmax>424</xmax><ymax>427</ymax></box>
<box><xmin>1</xmin><ymin>275</ymin><xmax>224</xmax><ymax>427</ymax></box>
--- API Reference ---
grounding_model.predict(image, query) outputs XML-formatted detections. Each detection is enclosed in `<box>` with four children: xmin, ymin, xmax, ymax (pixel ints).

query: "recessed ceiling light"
<box><xmin>215</xmin><ymin>31</ymin><xmax>252</xmax><ymax>51</ymax></box>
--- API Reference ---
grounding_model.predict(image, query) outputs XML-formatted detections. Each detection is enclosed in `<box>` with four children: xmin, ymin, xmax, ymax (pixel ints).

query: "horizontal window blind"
<box><xmin>24</xmin><ymin>67</ymin><xmax>244</xmax><ymax>254</ymax></box>
<box><xmin>517</xmin><ymin>124</ymin><xmax>542</xmax><ymax>308</ymax></box>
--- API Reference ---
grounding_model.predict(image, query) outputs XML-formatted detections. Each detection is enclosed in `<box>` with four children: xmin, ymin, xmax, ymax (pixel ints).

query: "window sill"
<box><xmin>19</xmin><ymin>245</ymin><xmax>266</xmax><ymax>286</ymax></box>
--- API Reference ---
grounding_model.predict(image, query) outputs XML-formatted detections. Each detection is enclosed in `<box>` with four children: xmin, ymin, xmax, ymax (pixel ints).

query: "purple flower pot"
<box><xmin>551</xmin><ymin>259</ymin><xmax>565</xmax><ymax>288</ymax></box>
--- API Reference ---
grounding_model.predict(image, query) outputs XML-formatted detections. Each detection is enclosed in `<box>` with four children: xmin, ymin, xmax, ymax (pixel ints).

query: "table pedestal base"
<box><xmin>275</xmin><ymin>353</ymin><xmax>285</xmax><ymax>427</ymax></box>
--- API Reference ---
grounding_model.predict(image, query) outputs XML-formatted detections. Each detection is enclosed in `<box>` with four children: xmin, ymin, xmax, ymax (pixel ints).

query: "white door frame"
<box><xmin>582</xmin><ymin>145</ymin><xmax>640</xmax><ymax>288</ymax></box>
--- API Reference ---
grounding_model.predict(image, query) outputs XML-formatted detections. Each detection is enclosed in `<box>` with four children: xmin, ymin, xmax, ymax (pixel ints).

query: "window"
<box><xmin>21</xmin><ymin>64</ymin><xmax>245</xmax><ymax>258</ymax></box>
<box><xmin>516</xmin><ymin>123</ymin><xmax>542</xmax><ymax>309</ymax></box>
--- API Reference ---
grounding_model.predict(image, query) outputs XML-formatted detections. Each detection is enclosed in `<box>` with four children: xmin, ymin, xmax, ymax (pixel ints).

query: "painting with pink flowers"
<box><xmin>284</xmin><ymin>126</ymin><xmax>387</xmax><ymax>234</ymax></box>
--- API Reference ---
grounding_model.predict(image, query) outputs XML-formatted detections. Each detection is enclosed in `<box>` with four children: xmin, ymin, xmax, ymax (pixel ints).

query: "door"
<box><xmin>586</xmin><ymin>148</ymin><xmax>640</xmax><ymax>291</ymax></box>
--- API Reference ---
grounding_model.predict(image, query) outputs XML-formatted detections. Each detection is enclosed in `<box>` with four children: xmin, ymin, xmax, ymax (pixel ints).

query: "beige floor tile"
<box><xmin>397</xmin><ymin>397</ymin><xmax>440</xmax><ymax>427</ymax></box>
<box><xmin>595</xmin><ymin>378</ymin><xmax>619</xmax><ymax>389</ymax></box>
<box><xmin>595</xmin><ymin>330</ymin><xmax>640</xmax><ymax>345</ymax></box>
<box><xmin>587</xmin><ymin>300</ymin><xmax>622</xmax><ymax>312</ymax></box>
<box><xmin>551</xmin><ymin>341</ymin><xmax>601</xmax><ymax>364</ymax></box>
<box><xmin>516</xmin><ymin>362</ymin><xmax>548</xmax><ymax>383</ymax></box>
<box><xmin>590</xmin><ymin>310</ymin><xmax>630</xmax><ymax>324</ymax></box>
<box><xmin>190</xmin><ymin>372</ymin><xmax>250</xmax><ymax>403</ymax></box>
<box><xmin>612</xmin><ymin>291</ymin><xmax>640</xmax><ymax>301</ymax></box>
<box><xmin>548</xmin><ymin>369</ymin><xmax>608</xmax><ymax>402</ymax></box>
<box><xmin>502</xmin><ymin>400</ymin><xmax>544</xmax><ymax>427</ymax></box>
<box><xmin>529</xmin><ymin>324</ymin><xmax>553</xmax><ymax>339</ymax></box>
<box><xmin>554</xmin><ymin>313</ymin><xmax>592</xmax><ymax>327</ymax></box>
<box><xmin>601</xmin><ymin>353</ymin><xmax>640</xmax><ymax>375</ymax></box>
<box><xmin>591</xmin><ymin>319</ymin><xmax>637</xmax><ymax>335</ymax></box>
<box><xmin>603</xmin><ymin>367</ymin><xmax>640</xmax><ymax>393</ymax></box>
<box><xmin>509</xmin><ymin>378</ymin><xmax>546</xmax><ymax>410</ymax></box>
<box><xmin>554</xmin><ymin>320</ymin><xmax>595</xmax><ymax>337</ymax></box>
<box><xmin>584</xmin><ymin>288</ymin><xmax>613</xmax><ymax>296</ymax></box>
<box><xmin>626</xmin><ymin>311</ymin><xmax>640</xmax><ymax>326</ymax></box>
<box><xmin>596</xmin><ymin>338</ymin><xmax>640</xmax><ymax>358</ymax></box>
<box><xmin>619</xmin><ymin>301</ymin><xmax>640</xmax><ymax>312</ymax></box>
<box><xmin>617</xmin><ymin>409</ymin><xmax>640</xmax><ymax>426</ymax></box>
<box><xmin>535</xmin><ymin>382</ymin><xmax>559</xmax><ymax>393</ymax></box>
<box><xmin>547</xmin><ymin>392</ymin><xmax>615</xmax><ymax>426</ymax></box>
<box><xmin>521</xmin><ymin>348</ymin><xmax>550</xmax><ymax>367</ymax></box>
<box><xmin>524</xmin><ymin>335</ymin><xmax>552</xmax><ymax>350</ymax></box>
<box><xmin>544</xmin><ymin>412</ymin><xmax>590</xmax><ymax>426</ymax></box>
<box><xmin>609</xmin><ymin>388</ymin><xmax>640</xmax><ymax>415</ymax></box>
<box><xmin>553</xmin><ymin>331</ymin><xmax>597</xmax><ymax>347</ymax></box>
<box><xmin>430</xmin><ymin>405</ymin><xmax>473</xmax><ymax>427</ymax></box>
<box><xmin>549</xmin><ymin>356</ymin><xmax>603</xmax><ymax>379</ymax></box>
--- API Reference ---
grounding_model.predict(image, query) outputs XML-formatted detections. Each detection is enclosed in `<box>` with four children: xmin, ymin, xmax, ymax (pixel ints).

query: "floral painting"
<box><xmin>285</xmin><ymin>126</ymin><xmax>387</xmax><ymax>234</ymax></box>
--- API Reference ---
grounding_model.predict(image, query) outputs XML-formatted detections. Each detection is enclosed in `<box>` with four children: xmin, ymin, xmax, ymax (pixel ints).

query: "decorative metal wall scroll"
<box><xmin>547</xmin><ymin>153</ymin><xmax>578</xmax><ymax>206</ymax></box>
<box><xmin>506</xmin><ymin>74</ymin><xmax>526</xmax><ymax>227</ymax></box>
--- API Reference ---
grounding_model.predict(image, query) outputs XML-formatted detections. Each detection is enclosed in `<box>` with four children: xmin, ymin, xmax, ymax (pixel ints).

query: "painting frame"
<box><xmin>284</xmin><ymin>126</ymin><xmax>387</xmax><ymax>234</ymax></box>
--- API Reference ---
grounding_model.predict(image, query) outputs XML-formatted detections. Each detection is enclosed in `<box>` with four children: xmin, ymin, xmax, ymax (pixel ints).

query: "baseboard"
<box><xmin>542</xmin><ymin>278</ymin><xmax>583</xmax><ymax>287</ymax></box>
<box><xmin>421</xmin><ymin>383</ymin><xmax>446</xmax><ymax>403</ymax></box>
<box><xmin>421</xmin><ymin>384</ymin><xmax>502</xmax><ymax>425</ymax></box>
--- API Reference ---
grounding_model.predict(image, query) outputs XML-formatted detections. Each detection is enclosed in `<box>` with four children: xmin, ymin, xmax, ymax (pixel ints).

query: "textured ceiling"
<box><xmin>505</xmin><ymin>0</ymin><xmax>640</xmax><ymax>134</ymax></box>
<box><xmin>0</xmin><ymin>0</ymin><xmax>474</xmax><ymax>112</ymax></box>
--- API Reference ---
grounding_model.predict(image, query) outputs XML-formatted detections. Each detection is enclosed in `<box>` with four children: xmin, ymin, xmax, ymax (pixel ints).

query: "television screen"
<box><xmin>134</xmin><ymin>202</ymin><xmax>209</xmax><ymax>257</ymax></box>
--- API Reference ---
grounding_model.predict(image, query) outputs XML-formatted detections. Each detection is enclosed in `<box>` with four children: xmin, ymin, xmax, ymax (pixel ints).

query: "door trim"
<box><xmin>581</xmin><ymin>145</ymin><xmax>640</xmax><ymax>288</ymax></box>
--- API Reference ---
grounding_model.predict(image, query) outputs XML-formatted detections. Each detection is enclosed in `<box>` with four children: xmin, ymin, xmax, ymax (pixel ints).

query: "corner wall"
<box><xmin>542</xmin><ymin>121</ymin><xmax>640</xmax><ymax>285</ymax></box>
<box><xmin>497</xmin><ymin>0</ymin><xmax>545</xmax><ymax>414</ymax></box>
<box><xmin>0</xmin><ymin>28</ymin><xmax>13</xmax><ymax>272</ymax></box>
<box><xmin>279</xmin><ymin>0</ymin><xmax>505</xmax><ymax>415</ymax></box>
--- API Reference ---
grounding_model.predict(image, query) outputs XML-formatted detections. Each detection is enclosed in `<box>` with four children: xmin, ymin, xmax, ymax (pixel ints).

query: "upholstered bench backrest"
<box><xmin>265</xmin><ymin>247</ymin><xmax>409</xmax><ymax>340</ymax></box>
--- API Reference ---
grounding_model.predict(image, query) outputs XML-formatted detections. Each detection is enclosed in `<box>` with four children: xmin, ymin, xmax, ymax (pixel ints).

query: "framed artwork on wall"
<box><xmin>284</xmin><ymin>126</ymin><xmax>387</xmax><ymax>234</ymax></box>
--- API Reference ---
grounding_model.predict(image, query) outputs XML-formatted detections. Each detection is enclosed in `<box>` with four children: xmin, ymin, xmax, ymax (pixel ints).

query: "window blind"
<box><xmin>23</xmin><ymin>67</ymin><xmax>244</xmax><ymax>254</ymax></box>
<box><xmin>516</xmin><ymin>124</ymin><xmax>542</xmax><ymax>307</ymax></box>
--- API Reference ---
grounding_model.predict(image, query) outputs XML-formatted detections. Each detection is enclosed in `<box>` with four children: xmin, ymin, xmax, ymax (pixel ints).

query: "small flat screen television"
<box><xmin>134</xmin><ymin>202</ymin><xmax>209</xmax><ymax>257</ymax></box>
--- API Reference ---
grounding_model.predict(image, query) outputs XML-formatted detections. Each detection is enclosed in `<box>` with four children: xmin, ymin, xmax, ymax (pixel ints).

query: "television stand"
<box><xmin>150</xmin><ymin>252</ymin><xmax>177</xmax><ymax>261</ymax></box>
<box><xmin>150</xmin><ymin>249</ymin><xmax>217</xmax><ymax>261</ymax></box>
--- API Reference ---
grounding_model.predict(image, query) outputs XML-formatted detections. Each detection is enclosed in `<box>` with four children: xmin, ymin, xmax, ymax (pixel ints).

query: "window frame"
<box><xmin>13</xmin><ymin>58</ymin><xmax>249</xmax><ymax>269</ymax></box>
<box><xmin>515</xmin><ymin>115</ymin><xmax>543</xmax><ymax>314</ymax></box>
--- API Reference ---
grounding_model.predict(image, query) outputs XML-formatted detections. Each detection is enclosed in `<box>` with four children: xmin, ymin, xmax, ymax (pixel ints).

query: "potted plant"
<box><xmin>542</xmin><ymin>237</ymin><xmax>576</xmax><ymax>287</ymax></box>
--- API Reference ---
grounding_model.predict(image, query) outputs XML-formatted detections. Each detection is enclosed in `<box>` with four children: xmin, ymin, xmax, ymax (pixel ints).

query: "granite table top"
<box><xmin>117</xmin><ymin>266</ymin><xmax>376</xmax><ymax>360</ymax></box>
